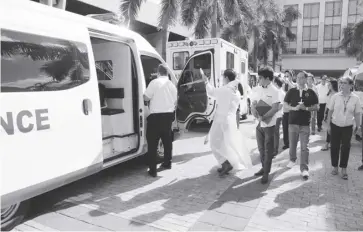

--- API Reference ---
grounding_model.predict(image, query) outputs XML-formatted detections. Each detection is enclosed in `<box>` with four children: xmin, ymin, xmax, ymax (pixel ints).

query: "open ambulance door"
<box><xmin>175</xmin><ymin>49</ymin><xmax>216</xmax><ymax>131</ymax></box>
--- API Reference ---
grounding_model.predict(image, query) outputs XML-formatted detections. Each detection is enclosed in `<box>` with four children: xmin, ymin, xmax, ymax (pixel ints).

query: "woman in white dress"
<box><xmin>201</xmin><ymin>68</ymin><xmax>252</xmax><ymax>176</ymax></box>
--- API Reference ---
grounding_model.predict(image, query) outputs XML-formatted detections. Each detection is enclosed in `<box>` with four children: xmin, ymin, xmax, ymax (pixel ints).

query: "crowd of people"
<box><xmin>143</xmin><ymin>64</ymin><xmax>363</xmax><ymax>184</ymax></box>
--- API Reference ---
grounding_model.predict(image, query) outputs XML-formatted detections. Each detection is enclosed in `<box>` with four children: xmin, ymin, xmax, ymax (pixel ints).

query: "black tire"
<box><xmin>1</xmin><ymin>201</ymin><xmax>30</xmax><ymax>231</ymax></box>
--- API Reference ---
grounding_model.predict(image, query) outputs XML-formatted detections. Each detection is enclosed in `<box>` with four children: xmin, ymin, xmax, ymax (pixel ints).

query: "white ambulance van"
<box><xmin>0</xmin><ymin>1</ymin><xmax>188</xmax><ymax>230</ymax></box>
<box><xmin>167</xmin><ymin>38</ymin><xmax>249</xmax><ymax>122</ymax></box>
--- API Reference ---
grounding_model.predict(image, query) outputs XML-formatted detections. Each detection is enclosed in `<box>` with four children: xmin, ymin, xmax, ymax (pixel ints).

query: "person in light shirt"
<box><xmin>144</xmin><ymin>64</ymin><xmax>177</xmax><ymax>177</ymax></box>
<box><xmin>307</xmin><ymin>74</ymin><xmax>318</xmax><ymax>135</ymax></box>
<box><xmin>316</xmin><ymin>75</ymin><xmax>330</xmax><ymax>132</ymax></box>
<box><xmin>326</xmin><ymin>76</ymin><xmax>362</xmax><ymax>179</ymax></box>
<box><xmin>251</xmin><ymin>67</ymin><xmax>280</xmax><ymax>184</ymax></box>
<box><xmin>272</xmin><ymin>76</ymin><xmax>285</xmax><ymax>158</ymax></box>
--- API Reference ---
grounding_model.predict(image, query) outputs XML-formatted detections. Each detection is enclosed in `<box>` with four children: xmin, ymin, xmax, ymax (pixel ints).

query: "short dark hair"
<box><xmin>329</xmin><ymin>79</ymin><xmax>339</xmax><ymax>92</ymax></box>
<box><xmin>274</xmin><ymin>77</ymin><xmax>283</xmax><ymax>88</ymax></box>
<box><xmin>258</xmin><ymin>67</ymin><xmax>274</xmax><ymax>81</ymax></box>
<box><xmin>157</xmin><ymin>64</ymin><xmax>168</xmax><ymax>76</ymax></box>
<box><xmin>284</xmin><ymin>70</ymin><xmax>294</xmax><ymax>77</ymax></box>
<box><xmin>298</xmin><ymin>71</ymin><xmax>308</xmax><ymax>78</ymax></box>
<box><xmin>224</xmin><ymin>69</ymin><xmax>237</xmax><ymax>81</ymax></box>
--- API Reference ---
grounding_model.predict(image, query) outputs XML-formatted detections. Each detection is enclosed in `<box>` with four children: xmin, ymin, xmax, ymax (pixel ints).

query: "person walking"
<box><xmin>316</xmin><ymin>75</ymin><xmax>329</xmax><ymax>132</ymax></box>
<box><xmin>251</xmin><ymin>67</ymin><xmax>280</xmax><ymax>184</ymax></box>
<box><xmin>284</xmin><ymin>71</ymin><xmax>319</xmax><ymax>180</ymax></box>
<box><xmin>282</xmin><ymin>70</ymin><xmax>296</xmax><ymax>150</ymax></box>
<box><xmin>144</xmin><ymin>64</ymin><xmax>177</xmax><ymax>177</ymax></box>
<box><xmin>273</xmin><ymin>76</ymin><xmax>285</xmax><ymax>158</ymax></box>
<box><xmin>321</xmin><ymin>79</ymin><xmax>338</xmax><ymax>151</ymax></box>
<box><xmin>307</xmin><ymin>74</ymin><xmax>318</xmax><ymax>135</ymax></box>
<box><xmin>202</xmin><ymin>69</ymin><xmax>252</xmax><ymax>176</ymax></box>
<box><xmin>326</xmin><ymin>76</ymin><xmax>362</xmax><ymax>179</ymax></box>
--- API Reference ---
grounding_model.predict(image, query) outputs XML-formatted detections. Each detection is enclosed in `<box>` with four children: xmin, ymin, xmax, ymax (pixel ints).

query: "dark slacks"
<box><xmin>274</xmin><ymin>117</ymin><xmax>282</xmax><ymax>156</ymax></box>
<box><xmin>256</xmin><ymin>123</ymin><xmax>275</xmax><ymax>174</ymax></box>
<box><xmin>317</xmin><ymin>104</ymin><xmax>326</xmax><ymax>129</ymax></box>
<box><xmin>282</xmin><ymin>112</ymin><xmax>289</xmax><ymax>147</ymax></box>
<box><xmin>330</xmin><ymin>123</ymin><xmax>353</xmax><ymax>168</ymax></box>
<box><xmin>326</xmin><ymin>132</ymin><xmax>331</xmax><ymax>143</ymax></box>
<box><xmin>146</xmin><ymin>112</ymin><xmax>174</xmax><ymax>172</ymax></box>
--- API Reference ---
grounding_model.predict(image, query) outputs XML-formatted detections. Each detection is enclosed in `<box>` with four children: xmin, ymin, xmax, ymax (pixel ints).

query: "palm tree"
<box><xmin>158</xmin><ymin>0</ymin><xmax>180</xmax><ymax>60</ymax></box>
<box><xmin>119</xmin><ymin>0</ymin><xmax>146</xmax><ymax>28</ymax></box>
<box><xmin>119</xmin><ymin>0</ymin><xmax>179</xmax><ymax>60</ymax></box>
<box><xmin>180</xmin><ymin>0</ymin><xmax>245</xmax><ymax>38</ymax></box>
<box><xmin>339</xmin><ymin>20</ymin><xmax>363</xmax><ymax>61</ymax></box>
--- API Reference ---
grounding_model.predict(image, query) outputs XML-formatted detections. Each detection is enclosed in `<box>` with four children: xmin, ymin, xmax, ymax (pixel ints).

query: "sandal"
<box><xmin>321</xmin><ymin>147</ymin><xmax>329</xmax><ymax>151</ymax></box>
<box><xmin>342</xmin><ymin>173</ymin><xmax>348</xmax><ymax>180</ymax></box>
<box><xmin>331</xmin><ymin>169</ymin><xmax>338</xmax><ymax>175</ymax></box>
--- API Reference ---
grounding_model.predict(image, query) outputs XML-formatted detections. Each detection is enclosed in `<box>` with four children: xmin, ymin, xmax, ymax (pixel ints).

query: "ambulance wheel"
<box><xmin>157</xmin><ymin>138</ymin><xmax>164</xmax><ymax>160</ymax></box>
<box><xmin>156</xmin><ymin>131</ymin><xmax>175</xmax><ymax>160</ymax></box>
<box><xmin>1</xmin><ymin>201</ymin><xmax>29</xmax><ymax>231</ymax></box>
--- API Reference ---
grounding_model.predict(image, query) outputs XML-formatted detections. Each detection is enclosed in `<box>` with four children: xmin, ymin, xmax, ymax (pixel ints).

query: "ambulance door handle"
<box><xmin>83</xmin><ymin>99</ymin><xmax>92</xmax><ymax>115</ymax></box>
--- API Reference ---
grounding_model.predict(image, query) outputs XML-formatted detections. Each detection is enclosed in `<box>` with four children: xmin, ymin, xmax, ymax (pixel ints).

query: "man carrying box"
<box><xmin>251</xmin><ymin>67</ymin><xmax>280</xmax><ymax>184</ymax></box>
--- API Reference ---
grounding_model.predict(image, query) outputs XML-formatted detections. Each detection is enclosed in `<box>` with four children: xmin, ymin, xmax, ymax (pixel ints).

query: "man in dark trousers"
<box><xmin>144</xmin><ymin>64</ymin><xmax>177</xmax><ymax>177</ymax></box>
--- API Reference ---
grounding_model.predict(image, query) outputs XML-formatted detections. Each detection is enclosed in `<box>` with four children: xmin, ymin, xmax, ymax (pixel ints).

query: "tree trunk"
<box><xmin>211</xmin><ymin>0</ymin><xmax>218</xmax><ymax>38</ymax></box>
<box><xmin>161</xmin><ymin>29</ymin><xmax>169</xmax><ymax>60</ymax></box>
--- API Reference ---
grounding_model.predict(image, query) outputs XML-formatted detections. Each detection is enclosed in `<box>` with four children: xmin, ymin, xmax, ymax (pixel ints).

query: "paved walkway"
<box><xmin>13</xmin><ymin>119</ymin><xmax>363</xmax><ymax>231</ymax></box>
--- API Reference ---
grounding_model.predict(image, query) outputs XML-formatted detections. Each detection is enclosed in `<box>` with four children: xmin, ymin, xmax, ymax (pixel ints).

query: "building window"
<box><xmin>283</xmin><ymin>4</ymin><xmax>298</xmax><ymax>54</ymax></box>
<box><xmin>348</xmin><ymin>0</ymin><xmax>362</xmax><ymax>26</ymax></box>
<box><xmin>302</xmin><ymin>3</ymin><xmax>320</xmax><ymax>54</ymax></box>
<box><xmin>324</xmin><ymin>1</ymin><xmax>342</xmax><ymax>54</ymax></box>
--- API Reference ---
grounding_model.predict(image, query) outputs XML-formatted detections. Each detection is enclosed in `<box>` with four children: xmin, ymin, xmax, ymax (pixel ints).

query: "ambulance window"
<box><xmin>140</xmin><ymin>55</ymin><xmax>162</xmax><ymax>86</ymax></box>
<box><xmin>173</xmin><ymin>52</ymin><xmax>189</xmax><ymax>70</ymax></box>
<box><xmin>1</xmin><ymin>29</ymin><xmax>90</xmax><ymax>92</ymax></box>
<box><xmin>179</xmin><ymin>52</ymin><xmax>211</xmax><ymax>88</ymax></box>
<box><xmin>96</xmin><ymin>60</ymin><xmax>113</xmax><ymax>80</ymax></box>
<box><xmin>241</xmin><ymin>61</ymin><xmax>246</xmax><ymax>74</ymax></box>
<box><xmin>226</xmin><ymin>52</ymin><xmax>234</xmax><ymax>69</ymax></box>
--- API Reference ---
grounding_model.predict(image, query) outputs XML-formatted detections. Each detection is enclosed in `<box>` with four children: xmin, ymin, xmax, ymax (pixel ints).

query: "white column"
<box><xmin>317</xmin><ymin>0</ymin><xmax>325</xmax><ymax>54</ymax></box>
<box><xmin>296</xmin><ymin>2</ymin><xmax>304</xmax><ymax>55</ymax></box>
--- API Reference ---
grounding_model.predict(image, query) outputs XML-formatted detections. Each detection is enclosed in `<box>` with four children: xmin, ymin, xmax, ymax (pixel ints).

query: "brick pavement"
<box><xmin>13</xmin><ymin>119</ymin><xmax>363</xmax><ymax>231</ymax></box>
<box><xmin>190</xmin><ymin>128</ymin><xmax>363</xmax><ymax>231</ymax></box>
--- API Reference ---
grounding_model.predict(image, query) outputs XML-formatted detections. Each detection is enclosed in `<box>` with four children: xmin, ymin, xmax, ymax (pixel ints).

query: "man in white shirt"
<box><xmin>273</xmin><ymin>76</ymin><xmax>285</xmax><ymax>158</ymax></box>
<box><xmin>316</xmin><ymin>75</ymin><xmax>329</xmax><ymax>131</ymax></box>
<box><xmin>144</xmin><ymin>64</ymin><xmax>177</xmax><ymax>177</ymax></box>
<box><xmin>251</xmin><ymin>67</ymin><xmax>280</xmax><ymax>184</ymax></box>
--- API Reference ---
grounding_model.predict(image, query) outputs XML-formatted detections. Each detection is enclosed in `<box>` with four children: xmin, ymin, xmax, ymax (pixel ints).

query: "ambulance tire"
<box><xmin>156</xmin><ymin>131</ymin><xmax>175</xmax><ymax>161</ymax></box>
<box><xmin>1</xmin><ymin>201</ymin><xmax>30</xmax><ymax>231</ymax></box>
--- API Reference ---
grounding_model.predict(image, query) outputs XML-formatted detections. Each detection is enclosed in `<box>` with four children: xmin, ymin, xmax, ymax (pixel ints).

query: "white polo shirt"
<box><xmin>252</xmin><ymin>83</ymin><xmax>280</xmax><ymax>128</ymax></box>
<box><xmin>276</xmin><ymin>88</ymin><xmax>285</xmax><ymax>118</ymax></box>
<box><xmin>328</xmin><ymin>92</ymin><xmax>362</xmax><ymax>127</ymax></box>
<box><xmin>144</xmin><ymin>76</ymin><xmax>177</xmax><ymax>114</ymax></box>
<box><xmin>316</xmin><ymin>83</ymin><xmax>329</xmax><ymax>104</ymax></box>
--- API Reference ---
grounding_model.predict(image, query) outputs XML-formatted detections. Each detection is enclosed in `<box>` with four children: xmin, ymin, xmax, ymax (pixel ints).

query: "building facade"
<box><xmin>277</xmin><ymin>0</ymin><xmax>363</xmax><ymax>77</ymax></box>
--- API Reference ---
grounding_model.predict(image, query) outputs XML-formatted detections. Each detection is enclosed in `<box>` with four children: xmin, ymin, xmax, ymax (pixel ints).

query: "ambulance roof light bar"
<box><xmin>168</xmin><ymin>38</ymin><xmax>219</xmax><ymax>48</ymax></box>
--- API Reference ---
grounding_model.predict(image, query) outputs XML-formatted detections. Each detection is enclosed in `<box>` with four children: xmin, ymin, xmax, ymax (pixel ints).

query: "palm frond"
<box><xmin>119</xmin><ymin>0</ymin><xmax>145</xmax><ymax>22</ymax></box>
<box><xmin>180</xmin><ymin>0</ymin><xmax>204</xmax><ymax>27</ymax></box>
<box><xmin>158</xmin><ymin>0</ymin><xmax>180</xmax><ymax>30</ymax></box>
<box><xmin>339</xmin><ymin>20</ymin><xmax>363</xmax><ymax>59</ymax></box>
<box><xmin>223</xmin><ymin>0</ymin><xmax>242</xmax><ymax>22</ymax></box>
<box><xmin>282</xmin><ymin>5</ymin><xmax>300</xmax><ymax>25</ymax></box>
<box><xmin>194</xmin><ymin>3</ymin><xmax>213</xmax><ymax>39</ymax></box>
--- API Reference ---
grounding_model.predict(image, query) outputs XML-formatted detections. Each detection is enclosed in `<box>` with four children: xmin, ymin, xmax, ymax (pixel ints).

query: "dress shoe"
<box><xmin>217</xmin><ymin>166</ymin><xmax>223</xmax><ymax>173</ymax></box>
<box><xmin>219</xmin><ymin>161</ymin><xmax>233</xmax><ymax>177</ymax></box>
<box><xmin>261</xmin><ymin>174</ymin><xmax>269</xmax><ymax>184</ymax></box>
<box><xmin>160</xmin><ymin>163</ymin><xmax>172</xmax><ymax>169</ymax></box>
<box><xmin>254</xmin><ymin>168</ymin><xmax>264</xmax><ymax>176</ymax></box>
<box><xmin>358</xmin><ymin>165</ymin><xmax>363</xmax><ymax>171</ymax></box>
<box><xmin>282</xmin><ymin>145</ymin><xmax>289</xmax><ymax>150</ymax></box>
<box><xmin>148</xmin><ymin>169</ymin><xmax>157</xmax><ymax>177</ymax></box>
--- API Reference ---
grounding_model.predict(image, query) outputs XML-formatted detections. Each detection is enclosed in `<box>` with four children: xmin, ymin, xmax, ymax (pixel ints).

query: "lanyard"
<box><xmin>343</xmin><ymin>96</ymin><xmax>351</xmax><ymax>113</ymax></box>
